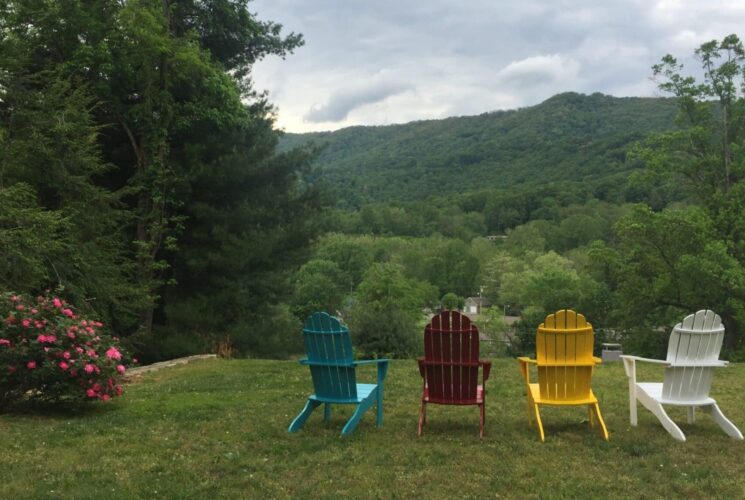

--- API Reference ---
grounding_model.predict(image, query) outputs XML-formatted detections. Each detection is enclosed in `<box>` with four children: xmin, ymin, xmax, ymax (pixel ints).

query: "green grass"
<box><xmin>2</xmin><ymin>358</ymin><xmax>745</xmax><ymax>498</ymax></box>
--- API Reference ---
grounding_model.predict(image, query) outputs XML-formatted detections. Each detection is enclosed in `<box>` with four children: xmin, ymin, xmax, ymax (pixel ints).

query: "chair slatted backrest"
<box><xmin>423</xmin><ymin>310</ymin><xmax>480</xmax><ymax>402</ymax></box>
<box><xmin>662</xmin><ymin>310</ymin><xmax>724</xmax><ymax>402</ymax></box>
<box><xmin>536</xmin><ymin>309</ymin><xmax>594</xmax><ymax>401</ymax></box>
<box><xmin>303</xmin><ymin>312</ymin><xmax>357</xmax><ymax>401</ymax></box>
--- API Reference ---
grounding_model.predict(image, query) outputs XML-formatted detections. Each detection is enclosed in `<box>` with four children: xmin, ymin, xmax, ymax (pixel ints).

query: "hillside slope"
<box><xmin>281</xmin><ymin>92</ymin><xmax>678</xmax><ymax>207</ymax></box>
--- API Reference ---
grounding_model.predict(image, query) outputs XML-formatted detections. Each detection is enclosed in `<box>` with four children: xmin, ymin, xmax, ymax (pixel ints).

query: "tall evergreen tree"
<box><xmin>0</xmin><ymin>0</ymin><xmax>323</xmax><ymax>356</ymax></box>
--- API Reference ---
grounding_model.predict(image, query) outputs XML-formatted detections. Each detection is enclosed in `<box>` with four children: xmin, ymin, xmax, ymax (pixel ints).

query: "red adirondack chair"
<box><xmin>417</xmin><ymin>310</ymin><xmax>492</xmax><ymax>438</ymax></box>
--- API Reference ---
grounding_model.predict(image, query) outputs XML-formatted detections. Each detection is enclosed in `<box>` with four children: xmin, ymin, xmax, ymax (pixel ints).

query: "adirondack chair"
<box><xmin>288</xmin><ymin>312</ymin><xmax>389</xmax><ymax>436</ymax></box>
<box><xmin>518</xmin><ymin>309</ymin><xmax>608</xmax><ymax>442</ymax></box>
<box><xmin>417</xmin><ymin>310</ymin><xmax>491</xmax><ymax>438</ymax></box>
<box><xmin>621</xmin><ymin>310</ymin><xmax>743</xmax><ymax>442</ymax></box>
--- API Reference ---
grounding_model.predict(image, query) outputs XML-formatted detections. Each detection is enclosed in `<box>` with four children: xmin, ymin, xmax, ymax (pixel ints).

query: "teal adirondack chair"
<box><xmin>288</xmin><ymin>312</ymin><xmax>389</xmax><ymax>436</ymax></box>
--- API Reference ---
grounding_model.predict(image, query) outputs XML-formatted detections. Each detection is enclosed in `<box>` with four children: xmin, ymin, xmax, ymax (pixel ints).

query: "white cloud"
<box><xmin>250</xmin><ymin>0</ymin><xmax>745</xmax><ymax>132</ymax></box>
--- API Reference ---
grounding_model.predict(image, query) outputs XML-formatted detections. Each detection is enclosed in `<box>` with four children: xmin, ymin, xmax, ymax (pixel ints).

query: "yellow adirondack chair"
<box><xmin>517</xmin><ymin>309</ymin><xmax>609</xmax><ymax>441</ymax></box>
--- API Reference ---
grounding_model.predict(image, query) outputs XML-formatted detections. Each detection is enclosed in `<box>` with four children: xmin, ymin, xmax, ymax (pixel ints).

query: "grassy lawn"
<box><xmin>2</xmin><ymin>358</ymin><xmax>745</xmax><ymax>498</ymax></box>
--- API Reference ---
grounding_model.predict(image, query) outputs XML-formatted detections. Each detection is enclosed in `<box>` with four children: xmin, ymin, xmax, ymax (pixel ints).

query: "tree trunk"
<box><xmin>723</xmin><ymin>104</ymin><xmax>732</xmax><ymax>193</ymax></box>
<box><xmin>721</xmin><ymin>314</ymin><xmax>738</xmax><ymax>350</ymax></box>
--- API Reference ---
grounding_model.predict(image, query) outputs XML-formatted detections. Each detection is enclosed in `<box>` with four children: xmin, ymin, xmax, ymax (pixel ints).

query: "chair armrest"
<box><xmin>353</xmin><ymin>358</ymin><xmax>389</xmax><ymax>384</ymax></box>
<box><xmin>479</xmin><ymin>360</ymin><xmax>492</xmax><ymax>383</ymax></box>
<box><xmin>300</xmin><ymin>359</ymin><xmax>353</xmax><ymax>367</ymax></box>
<box><xmin>416</xmin><ymin>356</ymin><xmax>427</xmax><ymax>378</ymax></box>
<box><xmin>593</xmin><ymin>356</ymin><xmax>602</xmax><ymax>364</ymax></box>
<box><xmin>619</xmin><ymin>355</ymin><xmax>669</xmax><ymax>381</ymax></box>
<box><xmin>670</xmin><ymin>360</ymin><xmax>729</xmax><ymax>368</ymax></box>
<box><xmin>353</xmin><ymin>359</ymin><xmax>389</xmax><ymax>366</ymax></box>
<box><xmin>619</xmin><ymin>355</ymin><xmax>670</xmax><ymax>366</ymax></box>
<box><xmin>517</xmin><ymin>357</ymin><xmax>536</xmax><ymax>385</ymax></box>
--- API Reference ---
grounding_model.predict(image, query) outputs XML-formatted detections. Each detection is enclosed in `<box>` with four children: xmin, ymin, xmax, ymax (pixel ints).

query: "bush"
<box><xmin>348</xmin><ymin>263</ymin><xmax>426</xmax><ymax>358</ymax></box>
<box><xmin>440</xmin><ymin>292</ymin><xmax>463</xmax><ymax>310</ymax></box>
<box><xmin>0</xmin><ymin>292</ymin><xmax>131</xmax><ymax>408</ymax></box>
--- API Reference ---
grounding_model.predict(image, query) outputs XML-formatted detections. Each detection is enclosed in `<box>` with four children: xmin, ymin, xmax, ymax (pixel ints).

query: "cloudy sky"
<box><xmin>251</xmin><ymin>0</ymin><xmax>745</xmax><ymax>133</ymax></box>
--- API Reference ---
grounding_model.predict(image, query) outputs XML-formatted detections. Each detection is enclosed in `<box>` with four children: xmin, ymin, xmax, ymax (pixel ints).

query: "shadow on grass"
<box><xmin>1</xmin><ymin>397</ymin><xmax>119</xmax><ymax>418</ymax></box>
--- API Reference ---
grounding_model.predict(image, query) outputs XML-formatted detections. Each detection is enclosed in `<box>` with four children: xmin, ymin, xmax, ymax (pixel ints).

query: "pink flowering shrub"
<box><xmin>0</xmin><ymin>292</ymin><xmax>131</xmax><ymax>407</ymax></box>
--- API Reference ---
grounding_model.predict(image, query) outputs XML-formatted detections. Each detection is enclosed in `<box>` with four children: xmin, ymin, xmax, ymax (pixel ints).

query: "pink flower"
<box><xmin>75</xmin><ymin>347</ymin><xmax>84</xmax><ymax>354</ymax></box>
<box><xmin>105</xmin><ymin>347</ymin><xmax>122</xmax><ymax>361</ymax></box>
<box><xmin>31</xmin><ymin>308</ymin><xmax>38</xmax><ymax>314</ymax></box>
<box><xmin>85</xmin><ymin>326</ymin><xmax>94</xmax><ymax>334</ymax></box>
<box><xmin>22</xmin><ymin>319</ymin><xmax>31</xmax><ymax>328</ymax></box>
<box><xmin>10</xmin><ymin>295</ymin><xmax>20</xmax><ymax>302</ymax></box>
<box><xmin>59</xmin><ymin>361</ymin><xmax>69</xmax><ymax>371</ymax></box>
<box><xmin>87</xmin><ymin>349</ymin><xmax>97</xmax><ymax>358</ymax></box>
<box><xmin>81</xmin><ymin>320</ymin><xmax>88</xmax><ymax>327</ymax></box>
<box><xmin>70</xmin><ymin>368</ymin><xmax>78</xmax><ymax>377</ymax></box>
<box><xmin>16</xmin><ymin>304</ymin><xmax>24</xmax><ymax>311</ymax></box>
<box><xmin>92</xmin><ymin>383</ymin><xmax>101</xmax><ymax>392</ymax></box>
<box><xmin>62</xmin><ymin>351</ymin><xmax>71</xmax><ymax>359</ymax></box>
<box><xmin>53</xmin><ymin>297</ymin><xmax>62</xmax><ymax>308</ymax></box>
<box><xmin>62</xmin><ymin>308</ymin><xmax>74</xmax><ymax>318</ymax></box>
<box><xmin>86</xmin><ymin>389</ymin><xmax>96</xmax><ymax>398</ymax></box>
<box><xmin>0</xmin><ymin>339</ymin><xmax>10</xmax><ymax>346</ymax></box>
<box><xmin>101</xmin><ymin>394</ymin><xmax>110</xmax><ymax>402</ymax></box>
<box><xmin>133</xmin><ymin>358</ymin><xmax>139</xmax><ymax>364</ymax></box>
<box><xmin>26</xmin><ymin>360</ymin><xmax>36</xmax><ymax>369</ymax></box>
<box><xmin>84</xmin><ymin>364</ymin><xmax>95</xmax><ymax>374</ymax></box>
<box><xmin>36</xmin><ymin>334</ymin><xmax>47</xmax><ymax>343</ymax></box>
<box><xmin>115</xmin><ymin>385</ymin><xmax>123</xmax><ymax>396</ymax></box>
<box><xmin>67</xmin><ymin>332</ymin><xmax>76</xmax><ymax>339</ymax></box>
<box><xmin>116</xmin><ymin>364</ymin><xmax>126</xmax><ymax>374</ymax></box>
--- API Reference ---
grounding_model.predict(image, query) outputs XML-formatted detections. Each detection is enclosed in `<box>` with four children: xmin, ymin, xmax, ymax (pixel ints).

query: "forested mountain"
<box><xmin>281</xmin><ymin>92</ymin><xmax>678</xmax><ymax>207</ymax></box>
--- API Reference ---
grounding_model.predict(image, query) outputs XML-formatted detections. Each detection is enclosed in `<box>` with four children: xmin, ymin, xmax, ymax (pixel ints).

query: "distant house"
<box><xmin>463</xmin><ymin>297</ymin><xmax>492</xmax><ymax>315</ymax></box>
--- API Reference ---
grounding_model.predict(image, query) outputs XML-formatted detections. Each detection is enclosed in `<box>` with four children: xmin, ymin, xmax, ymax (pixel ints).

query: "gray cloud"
<box><xmin>251</xmin><ymin>0</ymin><xmax>745</xmax><ymax>132</ymax></box>
<box><xmin>496</xmin><ymin>54</ymin><xmax>581</xmax><ymax>89</ymax></box>
<box><xmin>303</xmin><ymin>81</ymin><xmax>412</xmax><ymax>123</ymax></box>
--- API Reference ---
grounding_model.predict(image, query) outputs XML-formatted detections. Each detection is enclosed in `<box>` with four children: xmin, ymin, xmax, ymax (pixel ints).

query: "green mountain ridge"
<box><xmin>280</xmin><ymin>92</ymin><xmax>679</xmax><ymax>208</ymax></box>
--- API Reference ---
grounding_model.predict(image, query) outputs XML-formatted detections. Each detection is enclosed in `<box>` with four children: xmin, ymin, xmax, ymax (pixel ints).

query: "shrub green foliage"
<box><xmin>440</xmin><ymin>293</ymin><xmax>462</xmax><ymax>310</ymax></box>
<box><xmin>348</xmin><ymin>263</ymin><xmax>436</xmax><ymax>357</ymax></box>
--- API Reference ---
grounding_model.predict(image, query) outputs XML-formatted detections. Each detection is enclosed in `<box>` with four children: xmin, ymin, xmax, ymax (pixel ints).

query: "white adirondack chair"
<box><xmin>621</xmin><ymin>310</ymin><xmax>743</xmax><ymax>442</ymax></box>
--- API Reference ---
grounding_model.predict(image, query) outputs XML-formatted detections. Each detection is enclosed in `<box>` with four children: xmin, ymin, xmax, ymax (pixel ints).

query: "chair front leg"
<box><xmin>288</xmin><ymin>399</ymin><xmax>322</xmax><ymax>433</ymax></box>
<box><xmin>418</xmin><ymin>400</ymin><xmax>426</xmax><ymax>436</ymax></box>
<box><xmin>622</xmin><ymin>357</ymin><xmax>638</xmax><ymax>426</ymax></box>
<box><xmin>479</xmin><ymin>403</ymin><xmax>485</xmax><ymax>439</ymax></box>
